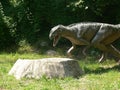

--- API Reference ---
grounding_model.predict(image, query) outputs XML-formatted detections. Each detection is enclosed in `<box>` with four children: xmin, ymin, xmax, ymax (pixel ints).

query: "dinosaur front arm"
<box><xmin>67</xmin><ymin>45</ymin><xmax>76</xmax><ymax>57</ymax></box>
<box><xmin>98</xmin><ymin>52</ymin><xmax>107</xmax><ymax>63</ymax></box>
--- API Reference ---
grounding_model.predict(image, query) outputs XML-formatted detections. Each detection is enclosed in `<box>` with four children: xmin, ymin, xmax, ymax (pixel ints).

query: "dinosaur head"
<box><xmin>49</xmin><ymin>25</ymin><xmax>63</xmax><ymax>47</ymax></box>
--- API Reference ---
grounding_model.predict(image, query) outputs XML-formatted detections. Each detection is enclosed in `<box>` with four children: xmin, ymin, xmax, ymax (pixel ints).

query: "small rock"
<box><xmin>40</xmin><ymin>41</ymin><xmax>48</xmax><ymax>47</ymax></box>
<box><xmin>46</xmin><ymin>50</ymin><xmax>58</xmax><ymax>56</ymax></box>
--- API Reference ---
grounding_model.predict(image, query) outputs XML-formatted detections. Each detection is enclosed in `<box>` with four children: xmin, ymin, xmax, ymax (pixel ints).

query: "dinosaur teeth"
<box><xmin>53</xmin><ymin>35</ymin><xmax>60</xmax><ymax>47</ymax></box>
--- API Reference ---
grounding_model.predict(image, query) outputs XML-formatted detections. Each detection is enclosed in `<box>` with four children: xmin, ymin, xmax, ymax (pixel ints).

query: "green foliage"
<box><xmin>0</xmin><ymin>0</ymin><xmax>120</xmax><ymax>51</ymax></box>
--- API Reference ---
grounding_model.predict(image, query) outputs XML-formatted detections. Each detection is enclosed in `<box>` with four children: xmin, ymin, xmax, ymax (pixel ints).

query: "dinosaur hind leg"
<box><xmin>106</xmin><ymin>44</ymin><xmax>120</xmax><ymax>61</ymax></box>
<box><xmin>95</xmin><ymin>44</ymin><xmax>120</xmax><ymax>62</ymax></box>
<box><xmin>82</xmin><ymin>46</ymin><xmax>90</xmax><ymax>56</ymax></box>
<box><xmin>82</xmin><ymin>45</ymin><xmax>107</xmax><ymax>62</ymax></box>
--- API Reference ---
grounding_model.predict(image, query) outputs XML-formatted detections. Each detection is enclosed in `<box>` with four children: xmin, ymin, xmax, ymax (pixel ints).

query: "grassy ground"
<box><xmin>0</xmin><ymin>53</ymin><xmax>120</xmax><ymax>90</ymax></box>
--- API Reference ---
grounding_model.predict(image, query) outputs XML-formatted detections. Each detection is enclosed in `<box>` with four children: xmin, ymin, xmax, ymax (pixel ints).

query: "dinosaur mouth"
<box><xmin>53</xmin><ymin>35</ymin><xmax>60</xmax><ymax>47</ymax></box>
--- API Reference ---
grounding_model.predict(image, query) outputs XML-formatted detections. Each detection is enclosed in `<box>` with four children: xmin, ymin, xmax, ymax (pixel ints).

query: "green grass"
<box><xmin>0</xmin><ymin>53</ymin><xmax>120</xmax><ymax>90</ymax></box>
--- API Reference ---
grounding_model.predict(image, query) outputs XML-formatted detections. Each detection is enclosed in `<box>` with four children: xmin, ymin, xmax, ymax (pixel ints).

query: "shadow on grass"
<box><xmin>84</xmin><ymin>64</ymin><xmax>120</xmax><ymax>75</ymax></box>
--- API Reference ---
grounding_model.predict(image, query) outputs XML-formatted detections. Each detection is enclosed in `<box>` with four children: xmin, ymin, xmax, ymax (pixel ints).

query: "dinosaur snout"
<box><xmin>49</xmin><ymin>32</ymin><xmax>53</xmax><ymax>40</ymax></box>
<box><xmin>49</xmin><ymin>34</ymin><xmax>52</xmax><ymax>40</ymax></box>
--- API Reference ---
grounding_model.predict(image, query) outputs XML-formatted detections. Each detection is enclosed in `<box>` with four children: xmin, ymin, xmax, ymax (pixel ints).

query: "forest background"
<box><xmin>0</xmin><ymin>0</ymin><xmax>120</xmax><ymax>53</ymax></box>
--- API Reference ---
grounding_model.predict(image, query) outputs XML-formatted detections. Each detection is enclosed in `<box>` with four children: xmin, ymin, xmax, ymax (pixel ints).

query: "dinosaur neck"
<box><xmin>61</xmin><ymin>27</ymin><xmax>74</xmax><ymax>37</ymax></box>
<box><xmin>60</xmin><ymin>26</ymin><xmax>82</xmax><ymax>45</ymax></box>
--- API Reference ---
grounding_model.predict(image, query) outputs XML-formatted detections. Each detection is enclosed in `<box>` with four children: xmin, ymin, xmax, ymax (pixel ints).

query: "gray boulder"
<box><xmin>9</xmin><ymin>58</ymin><xmax>83</xmax><ymax>79</ymax></box>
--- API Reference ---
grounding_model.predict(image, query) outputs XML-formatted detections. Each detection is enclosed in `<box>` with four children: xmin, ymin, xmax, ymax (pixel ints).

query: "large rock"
<box><xmin>9</xmin><ymin>58</ymin><xmax>83</xmax><ymax>79</ymax></box>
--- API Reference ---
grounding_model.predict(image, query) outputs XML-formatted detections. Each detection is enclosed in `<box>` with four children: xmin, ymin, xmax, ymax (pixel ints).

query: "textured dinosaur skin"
<box><xmin>49</xmin><ymin>22</ymin><xmax>120</xmax><ymax>62</ymax></box>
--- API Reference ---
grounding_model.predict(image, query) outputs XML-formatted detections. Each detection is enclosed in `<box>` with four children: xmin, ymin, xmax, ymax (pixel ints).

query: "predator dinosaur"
<box><xmin>49</xmin><ymin>22</ymin><xmax>120</xmax><ymax>62</ymax></box>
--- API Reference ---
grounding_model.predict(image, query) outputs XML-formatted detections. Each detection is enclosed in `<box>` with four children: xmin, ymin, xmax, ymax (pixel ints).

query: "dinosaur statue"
<box><xmin>49</xmin><ymin>22</ymin><xmax>120</xmax><ymax>62</ymax></box>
